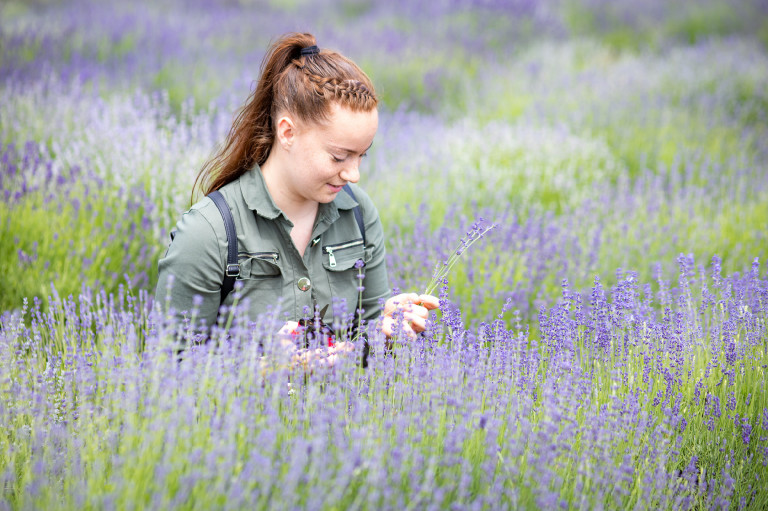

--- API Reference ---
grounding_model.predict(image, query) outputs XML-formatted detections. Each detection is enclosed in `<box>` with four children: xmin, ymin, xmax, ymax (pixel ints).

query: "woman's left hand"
<box><xmin>291</xmin><ymin>341</ymin><xmax>355</xmax><ymax>371</ymax></box>
<box><xmin>381</xmin><ymin>293</ymin><xmax>440</xmax><ymax>338</ymax></box>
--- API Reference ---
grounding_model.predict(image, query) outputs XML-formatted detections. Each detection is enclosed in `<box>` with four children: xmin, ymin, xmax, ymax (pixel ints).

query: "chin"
<box><xmin>316</xmin><ymin>192</ymin><xmax>338</xmax><ymax>204</ymax></box>
<box><xmin>320</xmin><ymin>187</ymin><xmax>345</xmax><ymax>202</ymax></box>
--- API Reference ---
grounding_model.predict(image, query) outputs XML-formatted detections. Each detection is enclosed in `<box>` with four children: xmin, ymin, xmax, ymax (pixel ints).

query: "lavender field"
<box><xmin>2</xmin><ymin>0</ymin><xmax>768</xmax><ymax>509</ymax></box>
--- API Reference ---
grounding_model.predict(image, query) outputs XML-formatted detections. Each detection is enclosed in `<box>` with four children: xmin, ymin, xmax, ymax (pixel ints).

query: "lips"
<box><xmin>328</xmin><ymin>183</ymin><xmax>345</xmax><ymax>192</ymax></box>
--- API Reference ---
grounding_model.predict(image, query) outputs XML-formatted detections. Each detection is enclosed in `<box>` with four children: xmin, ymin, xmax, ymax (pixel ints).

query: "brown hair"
<box><xmin>192</xmin><ymin>32</ymin><xmax>378</xmax><ymax>202</ymax></box>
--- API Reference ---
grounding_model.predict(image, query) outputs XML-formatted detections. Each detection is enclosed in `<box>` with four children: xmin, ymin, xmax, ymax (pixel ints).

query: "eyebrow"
<box><xmin>330</xmin><ymin>141</ymin><xmax>374</xmax><ymax>154</ymax></box>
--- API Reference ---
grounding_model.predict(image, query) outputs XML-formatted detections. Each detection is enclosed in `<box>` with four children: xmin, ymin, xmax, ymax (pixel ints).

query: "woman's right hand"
<box><xmin>381</xmin><ymin>293</ymin><xmax>440</xmax><ymax>338</ymax></box>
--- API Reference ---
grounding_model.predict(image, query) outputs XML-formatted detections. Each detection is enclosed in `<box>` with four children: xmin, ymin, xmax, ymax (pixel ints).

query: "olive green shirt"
<box><xmin>155</xmin><ymin>165</ymin><xmax>390</xmax><ymax>331</ymax></box>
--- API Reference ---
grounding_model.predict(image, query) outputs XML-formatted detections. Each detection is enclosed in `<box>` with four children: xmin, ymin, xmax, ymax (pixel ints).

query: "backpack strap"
<box><xmin>208</xmin><ymin>190</ymin><xmax>239</xmax><ymax>304</ymax></box>
<box><xmin>343</xmin><ymin>184</ymin><xmax>366</xmax><ymax>245</ymax></box>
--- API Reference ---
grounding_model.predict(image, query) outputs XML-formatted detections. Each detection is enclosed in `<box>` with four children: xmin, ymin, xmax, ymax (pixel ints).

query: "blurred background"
<box><xmin>2</xmin><ymin>0</ymin><xmax>767</xmax><ymax>323</ymax></box>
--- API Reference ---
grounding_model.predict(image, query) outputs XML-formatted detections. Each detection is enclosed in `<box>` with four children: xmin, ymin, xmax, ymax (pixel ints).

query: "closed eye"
<box><xmin>332</xmin><ymin>153</ymin><xmax>367</xmax><ymax>163</ymax></box>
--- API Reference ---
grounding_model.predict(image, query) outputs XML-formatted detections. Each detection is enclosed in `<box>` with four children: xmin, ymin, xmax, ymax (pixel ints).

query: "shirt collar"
<box><xmin>240</xmin><ymin>164</ymin><xmax>360</xmax><ymax>221</ymax></box>
<box><xmin>240</xmin><ymin>165</ymin><xmax>281</xmax><ymax>219</ymax></box>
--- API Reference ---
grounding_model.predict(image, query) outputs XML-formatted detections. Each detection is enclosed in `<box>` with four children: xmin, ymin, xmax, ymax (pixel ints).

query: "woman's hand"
<box><xmin>277</xmin><ymin>321</ymin><xmax>301</xmax><ymax>339</ymax></box>
<box><xmin>292</xmin><ymin>341</ymin><xmax>355</xmax><ymax>370</ymax></box>
<box><xmin>381</xmin><ymin>293</ymin><xmax>440</xmax><ymax>338</ymax></box>
<box><xmin>275</xmin><ymin>322</ymin><xmax>355</xmax><ymax>371</ymax></box>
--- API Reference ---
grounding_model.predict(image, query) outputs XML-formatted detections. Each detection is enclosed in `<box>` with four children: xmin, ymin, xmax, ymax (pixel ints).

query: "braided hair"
<box><xmin>193</xmin><ymin>32</ymin><xmax>377</xmax><ymax>201</ymax></box>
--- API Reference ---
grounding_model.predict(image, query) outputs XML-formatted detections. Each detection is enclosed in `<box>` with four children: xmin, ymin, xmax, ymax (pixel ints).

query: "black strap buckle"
<box><xmin>226</xmin><ymin>263</ymin><xmax>240</xmax><ymax>277</ymax></box>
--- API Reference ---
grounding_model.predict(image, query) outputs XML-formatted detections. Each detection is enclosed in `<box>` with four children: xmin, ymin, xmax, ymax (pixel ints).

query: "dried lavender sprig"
<box><xmin>424</xmin><ymin>219</ymin><xmax>497</xmax><ymax>296</ymax></box>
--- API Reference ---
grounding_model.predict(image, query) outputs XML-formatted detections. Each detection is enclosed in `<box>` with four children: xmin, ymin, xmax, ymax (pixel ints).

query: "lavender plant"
<box><xmin>2</xmin><ymin>1</ymin><xmax>766</xmax><ymax>316</ymax></box>
<box><xmin>0</xmin><ymin>143</ymin><xmax>159</xmax><ymax>310</ymax></box>
<box><xmin>0</xmin><ymin>256</ymin><xmax>765</xmax><ymax>509</ymax></box>
<box><xmin>423</xmin><ymin>219</ymin><xmax>496</xmax><ymax>296</ymax></box>
<box><xmin>2</xmin><ymin>0</ymin><xmax>768</xmax><ymax>508</ymax></box>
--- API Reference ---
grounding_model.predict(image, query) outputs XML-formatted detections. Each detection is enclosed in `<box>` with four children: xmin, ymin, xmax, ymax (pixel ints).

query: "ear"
<box><xmin>275</xmin><ymin>115</ymin><xmax>296</xmax><ymax>150</ymax></box>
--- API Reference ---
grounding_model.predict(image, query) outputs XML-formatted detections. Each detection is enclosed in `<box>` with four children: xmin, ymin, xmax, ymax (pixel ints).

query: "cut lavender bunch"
<box><xmin>424</xmin><ymin>218</ymin><xmax>497</xmax><ymax>296</ymax></box>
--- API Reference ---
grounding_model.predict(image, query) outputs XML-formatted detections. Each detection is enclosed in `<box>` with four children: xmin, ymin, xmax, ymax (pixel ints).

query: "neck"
<box><xmin>261</xmin><ymin>155</ymin><xmax>318</xmax><ymax>225</ymax></box>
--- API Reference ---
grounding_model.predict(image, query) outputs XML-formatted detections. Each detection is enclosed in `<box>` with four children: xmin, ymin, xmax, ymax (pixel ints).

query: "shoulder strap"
<box><xmin>208</xmin><ymin>190</ymin><xmax>240</xmax><ymax>304</ymax></box>
<box><xmin>209</xmin><ymin>187</ymin><xmax>360</xmax><ymax>305</ymax></box>
<box><xmin>342</xmin><ymin>184</ymin><xmax>366</xmax><ymax>245</ymax></box>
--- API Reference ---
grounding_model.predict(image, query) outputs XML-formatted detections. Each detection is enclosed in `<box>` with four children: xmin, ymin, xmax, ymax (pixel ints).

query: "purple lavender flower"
<box><xmin>741</xmin><ymin>419</ymin><xmax>752</xmax><ymax>445</ymax></box>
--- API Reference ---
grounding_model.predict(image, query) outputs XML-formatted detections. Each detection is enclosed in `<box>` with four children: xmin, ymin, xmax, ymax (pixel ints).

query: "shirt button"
<box><xmin>297</xmin><ymin>277</ymin><xmax>311</xmax><ymax>292</ymax></box>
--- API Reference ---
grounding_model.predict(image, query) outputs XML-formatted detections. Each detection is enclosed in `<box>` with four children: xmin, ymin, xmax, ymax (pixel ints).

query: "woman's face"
<box><xmin>282</xmin><ymin>103</ymin><xmax>378</xmax><ymax>204</ymax></box>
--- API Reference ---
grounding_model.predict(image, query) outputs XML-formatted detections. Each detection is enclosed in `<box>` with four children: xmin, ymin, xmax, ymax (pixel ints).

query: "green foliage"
<box><xmin>475</xmin><ymin>91</ymin><xmax>532</xmax><ymax>124</ymax></box>
<box><xmin>152</xmin><ymin>60</ymin><xmax>227</xmax><ymax>115</ymax></box>
<box><xmin>663</xmin><ymin>3</ymin><xmax>747</xmax><ymax>44</ymax></box>
<box><xmin>760</xmin><ymin>18</ymin><xmax>768</xmax><ymax>51</ymax></box>
<box><xmin>563</xmin><ymin>0</ymin><xmax>766</xmax><ymax>51</ymax></box>
<box><xmin>362</xmin><ymin>48</ymin><xmax>478</xmax><ymax>113</ymax></box>
<box><xmin>0</xmin><ymin>184</ymin><xmax>158</xmax><ymax>312</ymax></box>
<box><xmin>2</xmin><ymin>1</ymin><xmax>768</xmax><ymax>508</ymax></box>
<box><xmin>5</xmin><ymin>275</ymin><xmax>765</xmax><ymax>508</ymax></box>
<box><xmin>338</xmin><ymin>0</ymin><xmax>374</xmax><ymax>19</ymax></box>
<box><xmin>96</xmin><ymin>32</ymin><xmax>137</xmax><ymax>62</ymax></box>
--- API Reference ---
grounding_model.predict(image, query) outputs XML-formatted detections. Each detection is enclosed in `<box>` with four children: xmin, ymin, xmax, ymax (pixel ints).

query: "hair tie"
<box><xmin>300</xmin><ymin>45</ymin><xmax>319</xmax><ymax>56</ymax></box>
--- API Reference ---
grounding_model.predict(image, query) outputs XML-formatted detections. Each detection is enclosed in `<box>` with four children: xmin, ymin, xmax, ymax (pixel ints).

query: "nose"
<box><xmin>339</xmin><ymin>160</ymin><xmax>360</xmax><ymax>184</ymax></box>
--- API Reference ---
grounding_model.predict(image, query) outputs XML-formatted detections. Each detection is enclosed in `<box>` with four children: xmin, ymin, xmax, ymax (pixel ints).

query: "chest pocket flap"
<box><xmin>322</xmin><ymin>239</ymin><xmax>372</xmax><ymax>271</ymax></box>
<box><xmin>237</xmin><ymin>251</ymin><xmax>281</xmax><ymax>279</ymax></box>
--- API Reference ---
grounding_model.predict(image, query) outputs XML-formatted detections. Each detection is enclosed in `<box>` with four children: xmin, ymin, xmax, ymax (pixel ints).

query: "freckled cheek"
<box><xmin>315</xmin><ymin>158</ymin><xmax>339</xmax><ymax>179</ymax></box>
<box><xmin>306</xmin><ymin>160</ymin><xmax>336</xmax><ymax>183</ymax></box>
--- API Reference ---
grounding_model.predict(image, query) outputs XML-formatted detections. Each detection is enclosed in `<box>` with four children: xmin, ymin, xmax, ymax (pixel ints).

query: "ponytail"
<box><xmin>192</xmin><ymin>32</ymin><xmax>377</xmax><ymax>204</ymax></box>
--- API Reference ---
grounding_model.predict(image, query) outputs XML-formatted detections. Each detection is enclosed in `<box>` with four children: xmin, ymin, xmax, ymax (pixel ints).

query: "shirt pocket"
<box><xmin>322</xmin><ymin>239</ymin><xmax>370</xmax><ymax>314</ymax></box>
<box><xmin>233</xmin><ymin>251</ymin><xmax>283</xmax><ymax>314</ymax></box>
<box><xmin>237</xmin><ymin>251</ymin><xmax>281</xmax><ymax>278</ymax></box>
<box><xmin>322</xmin><ymin>239</ymin><xmax>368</xmax><ymax>270</ymax></box>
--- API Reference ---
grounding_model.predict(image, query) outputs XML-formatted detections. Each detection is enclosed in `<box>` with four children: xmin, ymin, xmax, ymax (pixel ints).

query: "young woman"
<box><xmin>155</xmin><ymin>32</ymin><xmax>438</xmax><ymax>343</ymax></box>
